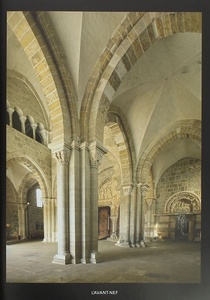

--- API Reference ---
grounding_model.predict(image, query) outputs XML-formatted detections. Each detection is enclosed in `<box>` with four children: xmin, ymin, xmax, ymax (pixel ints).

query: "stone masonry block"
<box><xmin>177</xmin><ymin>12</ymin><xmax>185</xmax><ymax>33</ymax></box>
<box><xmin>169</xmin><ymin>13</ymin><xmax>178</xmax><ymax>34</ymax></box>
<box><xmin>132</xmin><ymin>38</ymin><xmax>143</xmax><ymax>59</ymax></box>
<box><xmin>140</xmin><ymin>29</ymin><xmax>152</xmax><ymax>52</ymax></box>
<box><xmin>183</xmin><ymin>12</ymin><xmax>192</xmax><ymax>32</ymax></box>
<box><xmin>126</xmin><ymin>45</ymin><xmax>138</xmax><ymax>66</ymax></box>
<box><xmin>121</xmin><ymin>53</ymin><xmax>132</xmax><ymax>72</ymax></box>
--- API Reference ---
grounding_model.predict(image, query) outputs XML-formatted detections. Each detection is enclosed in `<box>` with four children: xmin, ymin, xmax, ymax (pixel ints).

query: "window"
<box><xmin>36</xmin><ymin>188</ymin><xmax>43</xmax><ymax>207</ymax></box>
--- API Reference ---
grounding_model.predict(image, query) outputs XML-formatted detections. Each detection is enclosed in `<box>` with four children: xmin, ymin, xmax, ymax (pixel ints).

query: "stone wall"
<box><xmin>7</xmin><ymin>75</ymin><xmax>48</xmax><ymax>129</ymax></box>
<box><xmin>156</xmin><ymin>157</ymin><xmax>201</xmax><ymax>214</ymax></box>
<box><xmin>6</xmin><ymin>177</ymin><xmax>19</xmax><ymax>239</ymax></box>
<box><xmin>155</xmin><ymin>157</ymin><xmax>201</xmax><ymax>240</ymax></box>
<box><xmin>7</xmin><ymin>125</ymin><xmax>52</xmax><ymax>192</ymax></box>
<box><xmin>27</xmin><ymin>184</ymin><xmax>44</xmax><ymax>239</ymax></box>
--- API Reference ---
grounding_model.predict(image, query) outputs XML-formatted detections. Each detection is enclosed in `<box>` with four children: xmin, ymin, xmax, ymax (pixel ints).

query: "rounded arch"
<box><xmin>137</xmin><ymin>119</ymin><xmax>201</xmax><ymax>184</ymax></box>
<box><xmin>80</xmin><ymin>12</ymin><xmax>201</xmax><ymax>143</ymax></box>
<box><xmin>6</xmin><ymin>156</ymin><xmax>50</xmax><ymax>200</ymax></box>
<box><xmin>105</xmin><ymin>107</ymin><xmax>136</xmax><ymax>185</ymax></box>
<box><xmin>7</xmin><ymin>11</ymin><xmax>75</xmax><ymax>145</ymax></box>
<box><xmin>12</xmin><ymin>110</ymin><xmax>22</xmax><ymax>132</ymax></box>
<box><xmin>14</xmin><ymin>106</ymin><xmax>23</xmax><ymax>117</ymax></box>
<box><xmin>164</xmin><ymin>191</ymin><xmax>201</xmax><ymax>214</ymax></box>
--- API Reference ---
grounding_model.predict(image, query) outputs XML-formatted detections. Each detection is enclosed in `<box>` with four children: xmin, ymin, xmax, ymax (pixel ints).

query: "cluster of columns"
<box><xmin>51</xmin><ymin>141</ymin><xmax>107</xmax><ymax>265</ymax></box>
<box><xmin>116</xmin><ymin>183</ymin><xmax>155</xmax><ymax>248</ymax></box>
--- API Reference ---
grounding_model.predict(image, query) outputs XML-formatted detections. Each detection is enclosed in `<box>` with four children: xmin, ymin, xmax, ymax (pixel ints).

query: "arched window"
<box><xmin>12</xmin><ymin>111</ymin><xmax>21</xmax><ymax>132</ymax></box>
<box><xmin>25</xmin><ymin>118</ymin><xmax>33</xmax><ymax>138</ymax></box>
<box><xmin>36</xmin><ymin>188</ymin><xmax>43</xmax><ymax>207</ymax></box>
<box><xmin>35</xmin><ymin>126</ymin><xmax>43</xmax><ymax>144</ymax></box>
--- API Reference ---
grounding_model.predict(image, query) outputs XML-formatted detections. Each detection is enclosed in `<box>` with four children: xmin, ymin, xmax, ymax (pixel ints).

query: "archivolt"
<box><xmin>164</xmin><ymin>191</ymin><xmax>201</xmax><ymax>214</ymax></box>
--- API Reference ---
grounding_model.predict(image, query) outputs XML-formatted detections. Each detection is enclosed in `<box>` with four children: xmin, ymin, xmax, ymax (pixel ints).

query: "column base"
<box><xmin>81</xmin><ymin>258</ymin><xmax>90</xmax><ymax>264</ymax></box>
<box><xmin>90</xmin><ymin>251</ymin><xmax>98</xmax><ymax>264</ymax></box>
<box><xmin>140</xmin><ymin>240</ymin><xmax>146</xmax><ymax>248</ymax></box>
<box><xmin>52</xmin><ymin>253</ymin><xmax>71</xmax><ymax>265</ymax></box>
<box><xmin>115</xmin><ymin>240</ymin><xmax>130</xmax><ymax>247</ymax></box>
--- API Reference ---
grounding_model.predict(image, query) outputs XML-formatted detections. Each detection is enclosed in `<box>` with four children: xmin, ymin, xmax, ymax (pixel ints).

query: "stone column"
<box><xmin>89</xmin><ymin>141</ymin><xmax>107</xmax><ymax>263</ymax></box>
<box><xmin>109</xmin><ymin>216</ymin><xmax>118</xmax><ymax>240</ymax></box>
<box><xmin>52</xmin><ymin>145</ymin><xmax>71</xmax><ymax>265</ymax></box>
<box><xmin>80</xmin><ymin>142</ymin><xmax>91</xmax><ymax>264</ymax></box>
<box><xmin>19</xmin><ymin>116</ymin><xmax>27</xmax><ymax>134</ymax></box>
<box><xmin>7</xmin><ymin>108</ymin><xmax>14</xmax><ymax>126</ymax></box>
<box><xmin>116</xmin><ymin>185</ymin><xmax>132</xmax><ymax>247</ymax></box>
<box><xmin>18</xmin><ymin>203</ymin><xmax>27</xmax><ymax>239</ymax></box>
<box><xmin>135</xmin><ymin>183</ymin><xmax>142</xmax><ymax>247</ymax></box>
<box><xmin>69</xmin><ymin>140</ymin><xmax>81</xmax><ymax>264</ymax></box>
<box><xmin>31</xmin><ymin>123</ymin><xmax>38</xmax><ymax>140</ymax></box>
<box><xmin>140</xmin><ymin>184</ymin><xmax>149</xmax><ymax>247</ymax></box>
<box><xmin>144</xmin><ymin>197</ymin><xmax>156</xmax><ymax>241</ymax></box>
<box><xmin>43</xmin><ymin>198</ymin><xmax>49</xmax><ymax>242</ymax></box>
<box><xmin>51</xmin><ymin>198</ymin><xmax>56</xmax><ymax>242</ymax></box>
<box><xmin>130</xmin><ymin>184</ymin><xmax>137</xmax><ymax>247</ymax></box>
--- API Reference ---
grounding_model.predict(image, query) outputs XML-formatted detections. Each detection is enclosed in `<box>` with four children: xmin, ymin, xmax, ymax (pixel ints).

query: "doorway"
<box><xmin>175</xmin><ymin>214</ymin><xmax>189</xmax><ymax>241</ymax></box>
<box><xmin>98</xmin><ymin>206</ymin><xmax>110</xmax><ymax>240</ymax></box>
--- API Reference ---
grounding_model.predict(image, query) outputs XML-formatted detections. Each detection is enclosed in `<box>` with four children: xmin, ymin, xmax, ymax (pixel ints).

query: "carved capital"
<box><xmin>89</xmin><ymin>141</ymin><xmax>107</xmax><ymax>169</ymax></box>
<box><xmin>141</xmin><ymin>184</ymin><xmax>149</xmax><ymax>197</ymax></box>
<box><xmin>122</xmin><ymin>185</ymin><xmax>133</xmax><ymax>196</ymax></box>
<box><xmin>145</xmin><ymin>197</ymin><xmax>155</xmax><ymax>207</ymax></box>
<box><xmin>55</xmin><ymin>146</ymin><xmax>71</xmax><ymax>165</ymax></box>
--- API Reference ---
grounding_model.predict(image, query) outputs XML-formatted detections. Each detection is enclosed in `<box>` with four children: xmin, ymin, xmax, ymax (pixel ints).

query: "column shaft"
<box><xmin>52</xmin><ymin>147</ymin><xmax>71</xmax><ymax>265</ymax></box>
<box><xmin>69</xmin><ymin>142</ymin><xmax>81</xmax><ymax>264</ymax></box>
<box><xmin>80</xmin><ymin>142</ymin><xmax>91</xmax><ymax>264</ymax></box>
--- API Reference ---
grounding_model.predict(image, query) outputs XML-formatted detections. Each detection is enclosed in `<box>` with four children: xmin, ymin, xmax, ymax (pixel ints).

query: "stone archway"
<box><xmin>165</xmin><ymin>191</ymin><xmax>201</xmax><ymax>241</ymax></box>
<box><xmin>164</xmin><ymin>191</ymin><xmax>201</xmax><ymax>214</ymax></box>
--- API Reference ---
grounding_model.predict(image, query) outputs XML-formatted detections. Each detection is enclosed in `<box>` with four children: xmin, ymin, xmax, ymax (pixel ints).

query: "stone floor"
<box><xmin>6</xmin><ymin>239</ymin><xmax>200</xmax><ymax>283</ymax></box>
